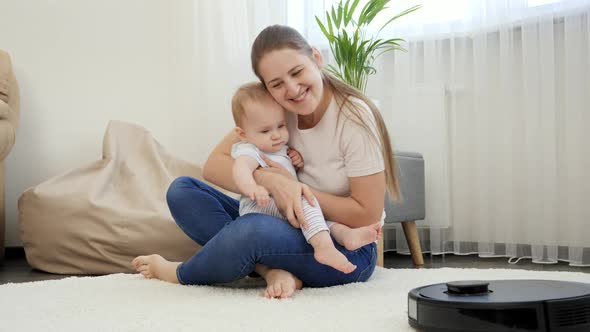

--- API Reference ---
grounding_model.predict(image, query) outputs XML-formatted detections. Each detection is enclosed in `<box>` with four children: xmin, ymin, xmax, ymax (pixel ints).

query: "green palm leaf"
<box><xmin>315</xmin><ymin>0</ymin><xmax>421</xmax><ymax>92</ymax></box>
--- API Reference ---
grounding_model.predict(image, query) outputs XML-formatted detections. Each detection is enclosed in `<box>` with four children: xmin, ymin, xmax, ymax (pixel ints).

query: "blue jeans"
<box><xmin>167</xmin><ymin>176</ymin><xmax>377</xmax><ymax>287</ymax></box>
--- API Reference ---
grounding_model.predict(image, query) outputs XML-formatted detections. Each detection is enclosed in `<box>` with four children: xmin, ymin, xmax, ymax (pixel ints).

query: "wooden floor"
<box><xmin>0</xmin><ymin>248</ymin><xmax>587</xmax><ymax>285</ymax></box>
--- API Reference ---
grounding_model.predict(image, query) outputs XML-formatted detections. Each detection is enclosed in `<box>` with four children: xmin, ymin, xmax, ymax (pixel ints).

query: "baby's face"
<box><xmin>239</xmin><ymin>96</ymin><xmax>289</xmax><ymax>153</ymax></box>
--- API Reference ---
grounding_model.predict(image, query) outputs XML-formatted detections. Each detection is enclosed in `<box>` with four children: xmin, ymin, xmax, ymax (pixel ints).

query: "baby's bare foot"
<box><xmin>341</xmin><ymin>222</ymin><xmax>381</xmax><ymax>251</ymax></box>
<box><xmin>263</xmin><ymin>269</ymin><xmax>302</xmax><ymax>299</ymax></box>
<box><xmin>314</xmin><ymin>245</ymin><xmax>357</xmax><ymax>274</ymax></box>
<box><xmin>131</xmin><ymin>254</ymin><xmax>181</xmax><ymax>284</ymax></box>
<box><xmin>309</xmin><ymin>232</ymin><xmax>356</xmax><ymax>273</ymax></box>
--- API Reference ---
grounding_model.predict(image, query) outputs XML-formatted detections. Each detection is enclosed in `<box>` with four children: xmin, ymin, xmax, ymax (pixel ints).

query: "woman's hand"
<box><xmin>259</xmin><ymin>154</ymin><xmax>296</xmax><ymax>180</ymax></box>
<box><xmin>258</xmin><ymin>155</ymin><xmax>315</xmax><ymax>230</ymax></box>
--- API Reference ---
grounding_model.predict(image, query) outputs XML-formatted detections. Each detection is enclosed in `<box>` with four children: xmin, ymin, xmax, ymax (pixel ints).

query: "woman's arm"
<box><xmin>257</xmin><ymin>165</ymin><xmax>385</xmax><ymax>229</ymax></box>
<box><xmin>203</xmin><ymin>130</ymin><xmax>311</xmax><ymax>226</ymax></box>
<box><xmin>311</xmin><ymin>172</ymin><xmax>385</xmax><ymax>228</ymax></box>
<box><xmin>255</xmin><ymin>156</ymin><xmax>384</xmax><ymax>229</ymax></box>
<box><xmin>202</xmin><ymin>130</ymin><xmax>241</xmax><ymax>193</ymax></box>
<box><xmin>254</xmin><ymin>156</ymin><xmax>314</xmax><ymax>230</ymax></box>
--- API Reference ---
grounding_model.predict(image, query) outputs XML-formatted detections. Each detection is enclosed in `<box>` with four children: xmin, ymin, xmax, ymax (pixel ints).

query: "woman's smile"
<box><xmin>290</xmin><ymin>88</ymin><xmax>308</xmax><ymax>103</ymax></box>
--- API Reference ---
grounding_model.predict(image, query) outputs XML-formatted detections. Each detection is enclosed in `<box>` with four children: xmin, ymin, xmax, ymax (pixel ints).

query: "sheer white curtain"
<box><xmin>173</xmin><ymin>0</ymin><xmax>295</xmax><ymax>164</ymax></box>
<box><xmin>361</xmin><ymin>0</ymin><xmax>590</xmax><ymax>266</ymax></box>
<box><xmin>184</xmin><ymin>0</ymin><xmax>590</xmax><ymax>266</ymax></box>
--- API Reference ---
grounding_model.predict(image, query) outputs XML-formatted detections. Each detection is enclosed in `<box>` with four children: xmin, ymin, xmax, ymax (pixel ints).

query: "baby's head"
<box><xmin>232</xmin><ymin>82</ymin><xmax>289</xmax><ymax>153</ymax></box>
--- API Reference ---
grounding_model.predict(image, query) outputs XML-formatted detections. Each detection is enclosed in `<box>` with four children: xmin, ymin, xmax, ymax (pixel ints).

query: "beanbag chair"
<box><xmin>18</xmin><ymin>120</ymin><xmax>223</xmax><ymax>274</ymax></box>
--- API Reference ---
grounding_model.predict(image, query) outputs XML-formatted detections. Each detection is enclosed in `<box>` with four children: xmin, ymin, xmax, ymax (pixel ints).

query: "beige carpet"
<box><xmin>1</xmin><ymin>267</ymin><xmax>589</xmax><ymax>331</ymax></box>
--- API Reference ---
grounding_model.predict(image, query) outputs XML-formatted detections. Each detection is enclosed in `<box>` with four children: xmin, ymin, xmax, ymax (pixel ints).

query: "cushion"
<box><xmin>18</xmin><ymin>121</ymin><xmax>221</xmax><ymax>274</ymax></box>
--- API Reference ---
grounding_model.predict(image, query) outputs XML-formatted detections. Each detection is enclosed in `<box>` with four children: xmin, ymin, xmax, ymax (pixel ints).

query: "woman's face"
<box><xmin>257</xmin><ymin>48</ymin><xmax>325</xmax><ymax>116</ymax></box>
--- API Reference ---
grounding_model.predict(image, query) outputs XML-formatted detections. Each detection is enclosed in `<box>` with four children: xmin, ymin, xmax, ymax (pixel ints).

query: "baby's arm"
<box><xmin>233</xmin><ymin>155</ymin><xmax>271</xmax><ymax>206</ymax></box>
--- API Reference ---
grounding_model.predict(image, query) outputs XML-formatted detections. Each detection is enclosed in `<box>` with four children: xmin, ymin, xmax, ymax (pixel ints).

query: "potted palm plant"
<box><xmin>316</xmin><ymin>0</ymin><xmax>421</xmax><ymax>92</ymax></box>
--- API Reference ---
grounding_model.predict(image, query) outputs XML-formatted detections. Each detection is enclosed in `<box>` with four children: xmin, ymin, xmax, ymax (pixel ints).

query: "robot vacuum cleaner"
<box><xmin>408</xmin><ymin>280</ymin><xmax>590</xmax><ymax>332</ymax></box>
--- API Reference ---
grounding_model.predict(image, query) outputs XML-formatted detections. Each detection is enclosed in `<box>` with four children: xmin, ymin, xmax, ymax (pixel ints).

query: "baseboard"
<box><xmin>4</xmin><ymin>247</ymin><xmax>25</xmax><ymax>259</ymax></box>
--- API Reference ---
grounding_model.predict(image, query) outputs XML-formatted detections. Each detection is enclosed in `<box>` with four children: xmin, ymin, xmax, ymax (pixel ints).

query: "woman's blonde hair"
<box><xmin>251</xmin><ymin>25</ymin><xmax>401</xmax><ymax>200</ymax></box>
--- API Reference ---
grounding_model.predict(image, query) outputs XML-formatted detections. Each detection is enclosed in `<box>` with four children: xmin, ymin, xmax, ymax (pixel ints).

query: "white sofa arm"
<box><xmin>1</xmin><ymin>49</ymin><xmax>19</xmax><ymax>260</ymax></box>
<box><xmin>0</xmin><ymin>50</ymin><xmax>19</xmax><ymax>162</ymax></box>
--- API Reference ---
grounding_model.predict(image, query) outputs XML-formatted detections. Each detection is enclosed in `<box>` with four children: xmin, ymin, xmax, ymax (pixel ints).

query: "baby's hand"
<box><xmin>287</xmin><ymin>148</ymin><xmax>304</xmax><ymax>170</ymax></box>
<box><xmin>250</xmin><ymin>185</ymin><xmax>271</xmax><ymax>207</ymax></box>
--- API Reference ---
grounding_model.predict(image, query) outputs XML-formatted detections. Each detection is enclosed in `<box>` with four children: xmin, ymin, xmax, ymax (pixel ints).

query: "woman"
<box><xmin>132</xmin><ymin>25</ymin><xmax>400</xmax><ymax>299</ymax></box>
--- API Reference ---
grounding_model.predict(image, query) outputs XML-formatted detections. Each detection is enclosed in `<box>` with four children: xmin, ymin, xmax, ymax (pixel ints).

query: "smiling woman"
<box><xmin>131</xmin><ymin>24</ymin><xmax>403</xmax><ymax>298</ymax></box>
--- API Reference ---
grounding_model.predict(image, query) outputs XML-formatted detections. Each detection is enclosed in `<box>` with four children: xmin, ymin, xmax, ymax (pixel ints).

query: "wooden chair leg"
<box><xmin>401</xmin><ymin>220</ymin><xmax>424</xmax><ymax>266</ymax></box>
<box><xmin>377</xmin><ymin>231</ymin><xmax>384</xmax><ymax>267</ymax></box>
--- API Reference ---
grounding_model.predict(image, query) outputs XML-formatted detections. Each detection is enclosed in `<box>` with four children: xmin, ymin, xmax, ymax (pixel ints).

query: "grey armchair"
<box><xmin>378</xmin><ymin>151</ymin><xmax>425</xmax><ymax>267</ymax></box>
<box><xmin>0</xmin><ymin>50</ymin><xmax>20</xmax><ymax>260</ymax></box>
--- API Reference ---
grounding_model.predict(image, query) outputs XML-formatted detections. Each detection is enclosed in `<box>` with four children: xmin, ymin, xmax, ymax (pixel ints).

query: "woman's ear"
<box><xmin>311</xmin><ymin>47</ymin><xmax>324</xmax><ymax>68</ymax></box>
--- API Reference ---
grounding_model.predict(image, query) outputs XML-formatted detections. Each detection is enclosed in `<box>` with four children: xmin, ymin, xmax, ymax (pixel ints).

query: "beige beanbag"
<box><xmin>19</xmin><ymin>121</ymin><xmax>212</xmax><ymax>274</ymax></box>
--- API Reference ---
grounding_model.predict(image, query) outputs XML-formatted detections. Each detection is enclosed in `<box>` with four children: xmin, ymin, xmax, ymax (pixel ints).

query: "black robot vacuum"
<box><xmin>408</xmin><ymin>279</ymin><xmax>590</xmax><ymax>331</ymax></box>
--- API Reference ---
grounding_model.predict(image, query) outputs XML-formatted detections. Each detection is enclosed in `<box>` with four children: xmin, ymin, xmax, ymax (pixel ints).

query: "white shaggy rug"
<box><xmin>1</xmin><ymin>267</ymin><xmax>589</xmax><ymax>332</ymax></box>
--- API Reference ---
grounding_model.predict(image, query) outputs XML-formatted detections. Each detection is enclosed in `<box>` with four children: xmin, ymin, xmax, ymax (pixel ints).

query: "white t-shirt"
<box><xmin>230</xmin><ymin>142</ymin><xmax>297</xmax><ymax>178</ymax></box>
<box><xmin>287</xmin><ymin>96</ymin><xmax>386</xmax><ymax>223</ymax></box>
<box><xmin>231</xmin><ymin>142</ymin><xmax>299</xmax><ymax>218</ymax></box>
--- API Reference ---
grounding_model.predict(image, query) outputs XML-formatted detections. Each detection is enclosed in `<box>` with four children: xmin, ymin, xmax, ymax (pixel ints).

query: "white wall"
<box><xmin>0</xmin><ymin>0</ymin><xmax>223</xmax><ymax>246</ymax></box>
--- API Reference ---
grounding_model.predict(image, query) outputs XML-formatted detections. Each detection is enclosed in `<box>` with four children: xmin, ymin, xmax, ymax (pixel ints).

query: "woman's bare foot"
<box><xmin>337</xmin><ymin>222</ymin><xmax>381</xmax><ymax>251</ymax></box>
<box><xmin>131</xmin><ymin>254</ymin><xmax>181</xmax><ymax>284</ymax></box>
<box><xmin>310</xmin><ymin>232</ymin><xmax>357</xmax><ymax>274</ymax></box>
<box><xmin>261</xmin><ymin>268</ymin><xmax>303</xmax><ymax>299</ymax></box>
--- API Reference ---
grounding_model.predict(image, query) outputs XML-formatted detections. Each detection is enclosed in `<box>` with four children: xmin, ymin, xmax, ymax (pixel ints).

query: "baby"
<box><xmin>231</xmin><ymin>82</ymin><xmax>381</xmax><ymax>274</ymax></box>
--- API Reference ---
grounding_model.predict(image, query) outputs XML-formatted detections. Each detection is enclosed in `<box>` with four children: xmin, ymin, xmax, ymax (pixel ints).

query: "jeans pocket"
<box><xmin>355</xmin><ymin>244</ymin><xmax>377</xmax><ymax>282</ymax></box>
